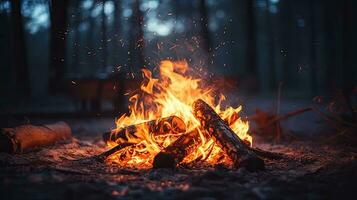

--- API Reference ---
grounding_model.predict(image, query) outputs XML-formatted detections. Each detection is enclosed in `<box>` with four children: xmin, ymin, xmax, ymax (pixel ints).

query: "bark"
<box><xmin>10</xmin><ymin>0</ymin><xmax>30</xmax><ymax>96</ymax></box>
<box><xmin>153</xmin><ymin>129</ymin><xmax>200</xmax><ymax>168</ymax></box>
<box><xmin>0</xmin><ymin>122</ymin><xmax>72</xmax><ymax>153</ymax></box>
<box><xmin>103</xmin><ymin>116</ymin><xmax>186</xmax><ymax>144</ymax></box>
<box><xmin>49</xmin><ymin>0</ymin><xmax>69</xmax><ymax>93</ymax></box>
<box><xmin>193</xmin><ymin>99</ymin><xmax>264</xmax><ymax>171</ymax></box>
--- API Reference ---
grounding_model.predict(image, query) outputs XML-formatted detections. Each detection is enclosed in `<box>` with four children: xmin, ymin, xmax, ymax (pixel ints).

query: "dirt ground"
<box><xmin>0</xmin><ymin>128</ymin><xmax>356</xmax><ymax>200</ymax></box>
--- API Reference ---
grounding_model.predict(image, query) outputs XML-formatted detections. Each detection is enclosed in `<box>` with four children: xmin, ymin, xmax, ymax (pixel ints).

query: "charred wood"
<box><xmin>193</xmin><ymin>99</ymin><xmax>264</xmax><ymax>171</ymax></box>
<box><xmin>153</xmin><ymin>129</ymin><xmax>200</xmax><ymax>168</ymax></box>
<box><xmin>103</xmin><ymin>116</ymin><xmax>186</xmax><ymax>143</ymax></box>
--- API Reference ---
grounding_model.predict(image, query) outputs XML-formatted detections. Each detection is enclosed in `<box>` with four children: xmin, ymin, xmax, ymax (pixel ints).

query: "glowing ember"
<box><xmin>106</xmin><ymin>60</ymin><xmax>251</xmax><ymax>168</ymax></box>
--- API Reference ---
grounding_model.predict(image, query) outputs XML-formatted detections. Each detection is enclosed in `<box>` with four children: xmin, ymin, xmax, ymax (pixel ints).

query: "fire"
<box><xmin>107</xmin><ymin>60</ymin><xmax>251</xmax><ymax>168</ymax></box>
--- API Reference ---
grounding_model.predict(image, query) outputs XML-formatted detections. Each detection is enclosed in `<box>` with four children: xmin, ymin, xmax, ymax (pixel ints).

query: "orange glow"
<box><xmin>107</xmin><ymin>60</ymin><xmax>251</xmax><ymax>168</ymax></box>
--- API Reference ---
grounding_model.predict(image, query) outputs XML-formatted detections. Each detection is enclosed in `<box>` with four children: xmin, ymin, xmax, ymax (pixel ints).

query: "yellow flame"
<box><xmin>107</xmin><ymin>60</ymin><xmax>251</xmax><ymax>168</ymax></box>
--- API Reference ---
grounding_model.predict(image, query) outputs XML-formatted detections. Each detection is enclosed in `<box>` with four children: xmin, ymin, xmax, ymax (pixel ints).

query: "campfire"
<box><xmin>102</xmin><ymin>60</ymin><xmax>263</xmax><ymax>171</ymax></box>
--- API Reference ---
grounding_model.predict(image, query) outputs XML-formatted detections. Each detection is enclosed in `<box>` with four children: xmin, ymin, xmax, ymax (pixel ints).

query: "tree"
<box><xmin>308</xmin><ymin>0</ymin><xmax>318</xmax><ymax>94</ymax></box>
<box><xmin>198</xmin><ymin>0</ymin><xmax>213</xmax><ymax>66</ymax></box>
<box><xmin>245</xmin><ymin>0</ymin><xmax>257</xmax><ymax>76</ymax></box>
<box><xmin>101</xmin><ymin>0</ymin><xmax>107</xmax><ymax>69</ymax></box>
<box><xmin>10</xmin><ymin>0</ymin><xmax>30</xmax><ymax>96</ymax></box>
<box><xmin>128</xmin><ymin>0</ymin><xmax>145</xmax><ymax>73</ymax></box>
<box><xmin>112</xmin><ymin>0</ymin><xmax>122</xmax><ymax>65</ymax></box>
<box><xmin>49</xmin><ymin>0</ymin><xmax>69</xmax><ymax>93</ymax></box>
<box><xmin>71</xmin><ymin>0</ymin><xmax>81</xmax><ymax>73</ymax></box>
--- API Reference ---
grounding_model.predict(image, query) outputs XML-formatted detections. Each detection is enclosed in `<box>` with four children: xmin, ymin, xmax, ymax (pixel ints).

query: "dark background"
<box><xmin>0</xmin><ymin>0</ymin><xmax>356</xmax><ymax>117</ymax></box>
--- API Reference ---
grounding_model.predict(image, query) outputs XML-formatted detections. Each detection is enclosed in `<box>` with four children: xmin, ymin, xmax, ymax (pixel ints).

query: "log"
<box><xmin>193</xmin><ymin>99</ymin><xmax>264</xmax><ymax>171</ymax></box>
<box><xmin>103</xmin><ymin>116</ymin><xmax>186</xmax><ymax>143</ymax></box>
<box><xmin>0</xmin><ymin>121</ymin><xmax>72</xmax><ymax>153</ymax></box>
<box><xmin>250</xmin><ymin>147</ymin><xmax>284</xmax><ymax>160</ymax></box>
<box><xmin>95</xmin><ymin>143</ymin><xmax>135</xmax><ymax>162</ymax></box>
<box><xmin>153</xmin><ymin>129</ymin><xmax>200</xmax><ymax>168</ymax></box>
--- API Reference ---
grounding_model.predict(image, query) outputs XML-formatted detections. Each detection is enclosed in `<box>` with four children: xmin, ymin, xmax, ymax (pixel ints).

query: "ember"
<box><xmin>104</xmin><ymin>60</ymin><xmax>255</xmax><ymax>169</ymax></box>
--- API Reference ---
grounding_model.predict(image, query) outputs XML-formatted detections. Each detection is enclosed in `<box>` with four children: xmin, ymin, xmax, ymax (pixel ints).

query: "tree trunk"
<box><xmin>199</xmin><ymin>0</ymin><xmax>213</xmax><ymax>66</ymax></box>
<box><xmin>10</xmin><ymin>0</ymin><xmax>30</xmax><ymax>97</ymax></box>
<box><xmin>86</xmin><ymin>1</ymin><xmax>97</xmax><ymax>72</ymax></box>
<box><xmin>71</xmin><ymin>0</ymin><xmax>81</xmax><ymax>73</ymax></box>
<box><xmin>101</xmin><ymin>0</ymin><xmax>107</xmax><ymax>69</ymax></box>
<box><xmin>49</xmin><ymin>0</ymin><xmax>69</xmax><ymax>93</ymax></box>
<box><xmin>245</xmin><ymin>0</ymin><xmax>257</xmax><ymax>76</ymax></box>
<box><xmin>113</xmin><ymin>0</ymin><xmax>122</xmax><ymax>65</ymax></box>
<box><xmin>342</xmin><ymin>0</ymin><xmax>355</xmax><ymax>91</ymax></box>
<box><xmin>309</xmin><ymin>0</ymin><xmax>318</xmax><ymax>95</ymax></box>
<box><xmin>129</xmin><ymin>0</ymin><xmax>145</xmax><ymax>74</ymax></box>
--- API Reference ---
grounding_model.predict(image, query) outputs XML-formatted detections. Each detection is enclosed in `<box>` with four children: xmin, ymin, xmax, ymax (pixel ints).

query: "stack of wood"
<box><xmin>103</xmin><ymin>99</ymin><xmax>269</xmax><ymax>171</ymax></box>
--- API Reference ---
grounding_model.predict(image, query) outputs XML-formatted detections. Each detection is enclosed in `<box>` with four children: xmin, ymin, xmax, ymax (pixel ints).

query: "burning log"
<box><xmin>0</xmin><ymin>122</ymin><xmax>72</xmax><ymax>153</ymax></box>
<box><xmin>153</xmin><ymin>129</ymin><xmax>200</xmax><ymax>168</ymax></box>
<box><xmin>103</xmin><ymin>116</ymin><xmax>186</xmax><ymax>143</ymax></box>
<box><xmin>193</xmin><ymin>99</ymin><xmax>264</xmax><ymax>171</ymax></box>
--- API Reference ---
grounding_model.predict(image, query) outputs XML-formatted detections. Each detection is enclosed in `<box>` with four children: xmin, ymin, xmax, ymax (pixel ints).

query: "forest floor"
<box><xmin>0</xmin><ymin>130</ymin><xmax>356</xmax><ymax>199</ymax></box>
<box><xmin>0</xmin><ymin>97</ymin><xmax>355</xmax><ymax>199</ymax></box>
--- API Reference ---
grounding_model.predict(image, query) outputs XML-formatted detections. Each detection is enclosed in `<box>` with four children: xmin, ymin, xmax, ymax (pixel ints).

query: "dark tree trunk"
<box><xmin>309</xmin><ymin>0</ymin><xmax>318</xmax><ymax>95</ymax></box>
<box><xmin>265</xmin><ymin>0</ymin><xmax>276</xmax><ymax>90</ymax></box>
<box><xmin>10</xmin><ymin>0</ymin><xmax>30</xmax><ymax>97</ymax></box>
<box><xmin>129</xmin><ymin>0</ymin><xmax>145</xmax><ymax>73</ymax></box>
<box><xmin>323</xmin><ymin>0</ymin><xmax>340</xmax><ymax>94</ymax></box>
<box><xmin>71</xmin><ymin>0</ymin><xmax>81</xmax><ymax>73</ymax></box>
<box><xmin>278</xmin><ymin>0</ymin><xmax>293</xmax><ymax>89</ymax></box>
<box><xmin>86</xmin><ymin>1</ymin><xmax>96</xmax><ymax>71</ymax></box>
<box><xmin>101</xmin><ymin>0</ymin><xmax>107</xmax><ymax>69</ymax></box>
<box><xmin>199</xmin><ymin>0</ymin><xmax>213</xmax><ymax>66</ymax></box>
<box><xmin>342</xmin><ymin>0</ymin><xmax>355</xmax><ymax>91</ymax></box>
<box><xmin>245</xmin><ymin>0</ymin><xmax>257</xmax><ymax>75</ymax></box>
<box><xmin>113</xmin><ymin>0</ymin><xmax>121</xmax><ymax>65</ymax></box>
<box><xmin>49</xmin><ymin>0</ymin><xmax>69</xmax><ymax>93</ymax></box>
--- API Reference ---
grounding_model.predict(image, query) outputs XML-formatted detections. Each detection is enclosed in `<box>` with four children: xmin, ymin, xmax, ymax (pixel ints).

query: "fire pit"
<box><xmin>96</xmin><ymin>60</ymin><xmax>265</xmax><ymax>171</ymax></box>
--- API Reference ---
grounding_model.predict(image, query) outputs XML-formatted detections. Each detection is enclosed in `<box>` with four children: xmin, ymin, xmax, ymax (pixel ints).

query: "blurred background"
<box><xmin>0</xmin><ymin>0</ymin><xmax>356</xmax><ymax>122</ymax></box>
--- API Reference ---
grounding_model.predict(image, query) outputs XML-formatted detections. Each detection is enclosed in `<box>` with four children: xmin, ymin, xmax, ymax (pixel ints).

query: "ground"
<box><xmin>0</xmin><ymin>97</ymin><xmax>356</xmax><ymax>199</ymax></box>
<box><xmin>0</xmin><ymin>124</ymin><xmax>356</xmax><ymax>199</ymax></box>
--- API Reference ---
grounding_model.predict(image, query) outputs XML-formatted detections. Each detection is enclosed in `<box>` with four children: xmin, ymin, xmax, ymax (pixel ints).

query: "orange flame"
<box><xmin>107</xmin><ymin>60</ymin><xmax>251</xmax><ymax>168</ymax></box>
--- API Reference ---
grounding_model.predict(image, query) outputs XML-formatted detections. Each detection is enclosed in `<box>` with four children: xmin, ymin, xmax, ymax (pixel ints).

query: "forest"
<box><xmin>0</xmin><ymin>1</ymin><xmax>357</xmax><ymax>199</ymax></box>
<box><xmin>0</xmin><ymin>0</ymin><xmax>356</xmax><ymax>115</ymax></box>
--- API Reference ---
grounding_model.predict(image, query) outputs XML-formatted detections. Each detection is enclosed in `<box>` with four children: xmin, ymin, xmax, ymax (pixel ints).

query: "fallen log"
<box><xmin>0</xmin><ymin>121</ymin><xmax>72</xmax><ymax>153</ymax></box>
<box><xmin>193</xmin><ymin>99</ymin><xmax>264</xmax><ymax>171</ymax></box>
<box><xmin>153</xmin><ymin>129</ymin><xmax>201</xmax><ymax>168</ymax></box>
<box><xmin>103</xmin><ymin>116</ymin><xmax>186</xmax><ymax>143</ymax></box>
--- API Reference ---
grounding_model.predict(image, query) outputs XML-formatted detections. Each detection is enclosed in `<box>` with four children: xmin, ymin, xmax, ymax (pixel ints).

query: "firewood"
<box><xmin>193</xmin><ymin>99</ymin><xmax>264</xmax><ymax>171</ymax></box>
<box><xmin>0</xmin><ymin>122</ymin><xmax>72</xmax><ymax>153</ymax></box>
<box><xmin>95</xmin><ymin>143</ymin><xmax>135</xmax><ymax>162</ymax></box>
<box><xmin>103</xmin><ymin>116</ymin><xmax>186</xmax><ymax>143</ymax></box>
<box><xmin>250</xmin><ymin>147</ymin><xmax>284</xmax><ymax>160</ymax></box>
<box><xmin>153</xmin><ymin>129</ymin><xmax>200</xmax><ymax>168</ymax></box>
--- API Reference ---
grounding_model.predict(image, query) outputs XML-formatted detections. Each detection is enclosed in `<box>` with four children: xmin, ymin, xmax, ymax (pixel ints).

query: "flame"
<box><xmin>107</xmin><ymin>60</ymin><xmax>251</xmax><ymax>168</ymax></box>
